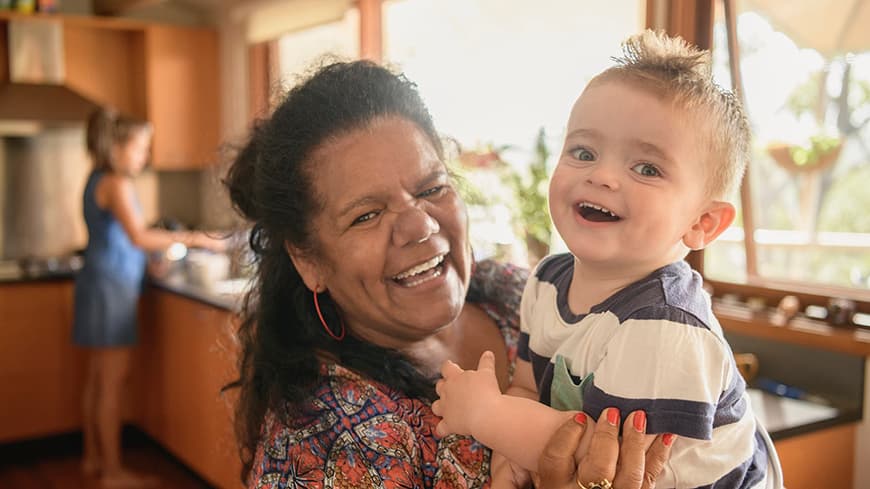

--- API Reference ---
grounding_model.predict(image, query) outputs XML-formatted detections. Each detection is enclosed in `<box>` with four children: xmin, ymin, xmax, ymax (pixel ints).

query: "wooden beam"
<box><xmin>723</xmin><ymin>0</ymin><xmax>759</xmax><ymax>278</ymax></box>
<box><xmin>645</xmin><ymin>0</ymin><xmax>714</xmax><ymax>49</ymax></box>
<box><xmin>248</xmin><ymin>40</ymin><xmax>278</xmax><ymax>121</ymax></box>
<box><xmin>357</xmin><ymin>0</ymin><xmax>382</xmax><ymax>62</ymax></box>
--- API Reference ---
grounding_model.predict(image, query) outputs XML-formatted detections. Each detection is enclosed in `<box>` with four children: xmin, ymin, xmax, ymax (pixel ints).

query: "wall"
<box><xmin>1</xmin><ymin>128</ymin><xmax>90</xmax><ymax>259</ymax></box>
<box><xmin>199</xmin><ymin>7</ymin><xmax>250</xmax><ymax>231</ymax></box>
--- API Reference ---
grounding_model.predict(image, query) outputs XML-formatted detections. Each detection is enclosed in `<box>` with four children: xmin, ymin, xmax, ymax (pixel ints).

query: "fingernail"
<box><xmin>606</xmin><ymin>408</ymin><xmax>619</xmax><ymax>426</ymax></box>
<box><xmin>574</xmin><ymin>412</ymin><xmax>587</xmax><ymax>425</ymax></box>
<box><xmin>663</xmin><ymin>433</ymin><xmax>676</xmax><ymax>446</ymax></box>
<box><xmin>633</xmin><ymin>411</ymin><xmax>646</xmax><ymax>432</ymax></box>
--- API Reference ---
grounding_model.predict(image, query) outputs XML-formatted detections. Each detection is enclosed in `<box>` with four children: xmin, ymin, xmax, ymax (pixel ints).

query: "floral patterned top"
<box><xmin>250</xmin><ymin>259</ymin><xmax>528</xmax><ymax>489</ymax></box>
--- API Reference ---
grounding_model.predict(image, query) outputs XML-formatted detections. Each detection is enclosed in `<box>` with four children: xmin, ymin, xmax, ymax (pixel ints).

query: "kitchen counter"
<box><xmin>0</xmin><ymin>268</ymin><xmax>248</xmax><ymax>311</ymax></box>
<box><xmin>748</xmin><ymin>388</ymin><xmax>860</xmax><ymax>440</ymax></box>
<box><xmin>147</xmin><ymin>274</ymin><xmax>249</xmax><ymax>311</ymax></box>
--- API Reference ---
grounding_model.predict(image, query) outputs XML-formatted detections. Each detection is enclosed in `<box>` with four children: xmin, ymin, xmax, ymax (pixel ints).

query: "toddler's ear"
<box><xmin>682</xmin><ymin>201</ymin><xmax>735</xmax><ymax>250</ymax></box>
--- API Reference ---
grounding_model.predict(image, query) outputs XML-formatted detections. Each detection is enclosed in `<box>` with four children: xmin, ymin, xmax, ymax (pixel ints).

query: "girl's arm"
<box><xmin>100</xmin><ymin>174</ymin><xmax>224</xmax><ymax>253</ymax></box>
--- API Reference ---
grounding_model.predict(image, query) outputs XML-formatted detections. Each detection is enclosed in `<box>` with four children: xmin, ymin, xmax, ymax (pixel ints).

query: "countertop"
<box><xmin>748</xmin><ymin>388</ymin><xmax>860</xmax><ymax>440</ymax></box>
<box><xmin>147</xmin><ymin>274</ymin><xmax>249</xmax><ymax>311</ymax></box>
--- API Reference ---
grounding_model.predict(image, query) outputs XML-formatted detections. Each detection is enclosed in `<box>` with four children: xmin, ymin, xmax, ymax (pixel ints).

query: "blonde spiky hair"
<box><xmin>591</xmin><ymin>29</ymin><xmax>750</xmax><ymax>200</ymax></box>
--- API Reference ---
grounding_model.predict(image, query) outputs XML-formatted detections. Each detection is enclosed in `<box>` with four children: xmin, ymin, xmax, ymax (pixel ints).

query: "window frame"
<box><xmin>650</xmin><ymin>0</ymin><xmax>870</xmax><ymax>316</ymax></box>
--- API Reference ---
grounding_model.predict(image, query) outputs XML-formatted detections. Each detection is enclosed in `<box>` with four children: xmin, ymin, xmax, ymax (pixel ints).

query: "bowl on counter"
<box><xmin>185</xmin><ymin>250</ymin><xmax>230</xmax><ymax>289</ymax></box>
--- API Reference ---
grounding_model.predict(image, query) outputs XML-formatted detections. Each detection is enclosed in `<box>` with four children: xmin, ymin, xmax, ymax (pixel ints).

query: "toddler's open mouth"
<box><xmin>578</xmin><ymin>202</ymin><xmax>621</xmax><ymax>222</ymax></box>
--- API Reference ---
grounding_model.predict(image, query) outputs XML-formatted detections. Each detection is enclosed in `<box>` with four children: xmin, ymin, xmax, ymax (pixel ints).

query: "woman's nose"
<box><xmin>392</xmin><ymin>205</ymin><xmax>440</xmax><ymax>247</ymax></box>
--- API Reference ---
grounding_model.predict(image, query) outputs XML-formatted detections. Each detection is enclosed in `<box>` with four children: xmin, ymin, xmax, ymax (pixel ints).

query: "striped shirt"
<box><xmin>518</xmin><ymin>254</ymin><xmax>781</xmax><ymax>489</ymax></box>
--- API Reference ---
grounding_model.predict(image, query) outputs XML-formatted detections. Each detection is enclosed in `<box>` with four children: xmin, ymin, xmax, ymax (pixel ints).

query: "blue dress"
<box><xmin>73</xmin><ymin>170</ymin><xmax>146</xmax><ymax>347</ymax></box>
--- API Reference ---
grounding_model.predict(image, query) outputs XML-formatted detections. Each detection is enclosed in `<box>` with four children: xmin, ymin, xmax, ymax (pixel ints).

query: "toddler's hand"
<box><xmin>431</xmin><ymin>351</ymin><xmax>502</xmax><ymax>438</ymax></box>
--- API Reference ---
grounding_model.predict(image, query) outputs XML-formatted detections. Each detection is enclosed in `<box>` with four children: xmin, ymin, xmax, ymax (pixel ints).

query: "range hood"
<box><xmin>0</xmin><ymin>18</ymin><xmax>101</xmax><ymax>135</ymax></box>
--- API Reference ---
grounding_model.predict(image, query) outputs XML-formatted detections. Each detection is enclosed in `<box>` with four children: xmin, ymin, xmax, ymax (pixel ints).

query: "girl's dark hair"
<box><xmin>86</xmin><ymin>107</ymin><xmax>152</xmax><ymax>171</ymax></box>
<box><xmin>223</xmin><ymin>60</ymin><xmax>445</xmax><ymax>482</ymax></box>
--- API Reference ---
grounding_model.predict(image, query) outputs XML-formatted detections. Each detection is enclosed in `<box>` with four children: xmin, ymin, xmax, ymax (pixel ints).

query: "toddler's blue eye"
<box><xmin>570</xmin><ymin>148</ymin><xmax>595</xmax><ymax>161</ymax></box>
<box><xmin>631</xmin><ymin>163</ymin><xmax>661</xmax><ymax>177</ymax></box>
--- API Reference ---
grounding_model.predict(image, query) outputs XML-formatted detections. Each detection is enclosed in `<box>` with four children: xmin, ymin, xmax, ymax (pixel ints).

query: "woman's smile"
<box><xmin>390</xmin><ymin>253</ymin><xmax>447</xmax><ymax>287</ymax></box>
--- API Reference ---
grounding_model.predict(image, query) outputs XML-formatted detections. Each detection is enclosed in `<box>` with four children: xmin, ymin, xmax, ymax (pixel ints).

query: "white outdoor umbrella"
<box><xmin>745</xmin><ymin>0</ymin><xmax>870</xmax><ymax>55</ymax></box>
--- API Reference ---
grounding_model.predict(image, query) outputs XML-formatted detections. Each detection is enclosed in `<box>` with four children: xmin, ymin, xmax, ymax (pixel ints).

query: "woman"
<box><xmin>224</xmin><ymin>60</ymin><xmax>671</xmax><ymax>488</ymax></box>
<box><xmin>74</xmin><ymin>108</ymin><xmax>224</xmax><ymax>488</ymax></box>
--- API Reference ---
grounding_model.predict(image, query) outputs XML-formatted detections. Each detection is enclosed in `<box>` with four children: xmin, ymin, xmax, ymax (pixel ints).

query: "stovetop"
<box><xmin>0</xmin><ymin>255</ymin><xmax>83</xmax><ymax>281</ymax></box>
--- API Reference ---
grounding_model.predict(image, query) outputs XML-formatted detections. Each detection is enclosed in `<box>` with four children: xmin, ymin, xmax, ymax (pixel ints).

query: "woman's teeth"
<box><xmin>392</xmin><ymin>254</ymin><xmax>445</xmax><ymax>285</ymax></box>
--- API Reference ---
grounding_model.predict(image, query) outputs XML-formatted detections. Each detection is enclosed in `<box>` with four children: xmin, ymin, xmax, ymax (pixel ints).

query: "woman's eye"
<box><xmin>418</xmin><ymin>185</ymin><xmax>446</xmax><ymax>198</ymax></box>
<box><xmin>351</xmin><ymin>211</ymin><xmax>379</xmax><ymax>225</ymax></box>
<box><xmin>631</xmin><ymin>163</ymin><xmax>661</xmax><ymax>177</ymax></box>
<box><xmin>569</xmin><ymin>147</ymin><xmax>595</xmax><ymax>161</ymax></box>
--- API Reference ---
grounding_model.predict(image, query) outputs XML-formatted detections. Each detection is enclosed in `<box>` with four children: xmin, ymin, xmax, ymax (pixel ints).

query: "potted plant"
<box><xmin>500</xmin><ymin>128</ymin><xmax>552</xmax><ymax>266</ymax></box>
<box><xmin>767</xmin><ymin>134</ymin><xmax>842</xmax><ymax>174</ymax></box>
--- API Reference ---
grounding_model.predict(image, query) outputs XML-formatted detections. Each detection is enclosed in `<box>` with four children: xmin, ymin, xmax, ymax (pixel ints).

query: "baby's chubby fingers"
<box><xmin>440</xmin><ymin>359</ymin><xmax>464</xmax><ymax>379</ymax></box>
<box><xmin>431</xmin><ymin>398</ymin><xmax>443</xmax><ymax>416</ymax></box>
<box><xmin>434</xmin><ymin>418</ymin><xmax>452</xmax><ymax>438</ymax></box>
<box><xmin>476</xmin><ymin>350</ymin><xmax>496</xmax><ymax>372</ymax></box>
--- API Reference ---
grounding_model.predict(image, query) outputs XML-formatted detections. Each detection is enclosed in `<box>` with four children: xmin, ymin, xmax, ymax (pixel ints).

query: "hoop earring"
<box><xmin>313</xmin><ymin>290</ymin><xmax>345</xmax><ymax>341</ymax></box>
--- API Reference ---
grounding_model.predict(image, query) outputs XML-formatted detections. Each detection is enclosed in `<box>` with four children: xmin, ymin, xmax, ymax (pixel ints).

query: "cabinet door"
<box><xmin>145</xmin><ymin>25</ymin><xmax>220</xmax><ymax>170</ymax></box>
<box><xmin>133</xmin><ymin>290</ymin><xmax>242</xmax><ymax>488</ymax></box>
<box><xmin>774</xmin><ymin>423</ymin><xmax>855</xmax><ymax>489</ymax></box>
<box><xmin>0</xmin><ymin>281</ymin><xmax>84</xmax><ymax>443</ymax></box>
<box><xmin>64</xmin><ymin>23</ymin><xmax>147</xmax><ymax>118</ymax></box>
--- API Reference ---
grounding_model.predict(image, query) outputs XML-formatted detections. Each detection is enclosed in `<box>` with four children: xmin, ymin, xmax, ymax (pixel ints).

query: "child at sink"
<box><xmin>433</xmin><ymin>30</ymin><xmax>784</xmax><ymax>488</ymax></box>
<box><xmin>72</xmin><ymin>107</ymin><xmax>224</xmax><ymax>488</ymax></box>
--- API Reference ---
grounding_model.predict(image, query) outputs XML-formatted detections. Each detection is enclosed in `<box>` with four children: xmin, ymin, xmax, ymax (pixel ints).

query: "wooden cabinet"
<box><xmin>774</xmin><ymin>423</ymin><xmax>856</xmax><ymax>489</ymax></box>
<box><xmin>132</xmin><ymin>290</ymin><xmax>242</xmax><ymax>489</ymax></box>
<box><xmin>64</xmin><ymin>22</ymin><xmax>147</xmax><ymax>118</ymax></box>
<box><xmin>143</xmin><ymin>25</ymin><xmax>221</xmax><ymax>170</ymax></box>
<box><xmin>0</xmin><ymin>280</ymin><xmax>85</xmax><ymax>443</ymax></box>
<box><xmin>0</xmin><ymin>12</ymin><xmax>220</xmax><ymax>169</ymax></box>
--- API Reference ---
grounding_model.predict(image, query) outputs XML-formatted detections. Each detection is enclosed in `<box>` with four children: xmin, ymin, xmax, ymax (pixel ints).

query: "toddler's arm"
<box><xmin>432</xmin><ymin>351</ymin><xmax>577</xmax><ymax>472</ymax></box>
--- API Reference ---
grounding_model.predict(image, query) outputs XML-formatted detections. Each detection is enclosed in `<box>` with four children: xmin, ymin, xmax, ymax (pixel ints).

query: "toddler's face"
<box><xmin>113</xmin><ymin>129</ymin><xmax>151</xmax><ymax>176</ymax></box>
<box><xmin>548</xmin><ymin>79</ymin><xmax>712</xmax><ymax>273</ymax></box>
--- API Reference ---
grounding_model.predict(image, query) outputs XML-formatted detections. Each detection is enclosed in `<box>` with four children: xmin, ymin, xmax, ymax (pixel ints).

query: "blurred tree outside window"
<box><xmin>705</xmin><ymin>1</ymin><xmax>870</xmax><ymax>294</ymax></box>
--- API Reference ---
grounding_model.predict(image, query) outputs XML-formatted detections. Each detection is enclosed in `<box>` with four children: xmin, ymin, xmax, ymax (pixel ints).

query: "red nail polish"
<box><xmin>606</xmin><ymin>408</ymin><xmax>619</xmax><ymax>426</ymax></box>
<box><xmin>633</xmin><ymin>411</ymin><xmax>646</xmax><ymax>432</ymax></box>
<box><xmin>574</xmin><ymin>412</ymin><xmax>587</xmax><ymax>425</ymax></box>
<box><xmin>663</xmin><ymin>433</ymin><xmax>676</xmax><ymax>446</ymax></box>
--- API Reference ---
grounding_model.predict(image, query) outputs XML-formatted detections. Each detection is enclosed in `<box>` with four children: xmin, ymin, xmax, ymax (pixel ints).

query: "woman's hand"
<box><xmin>535</xmin><ymin>410</ymin><xmax>674</xmax><ymax>489</ymax></box>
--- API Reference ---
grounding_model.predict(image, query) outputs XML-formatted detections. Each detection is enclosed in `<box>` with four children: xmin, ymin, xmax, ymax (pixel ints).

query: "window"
<box><xmin>382</xmin><ymin>0</ymin><xmax>644</xmax><ymax>264</ymax></box>
<box><xmin>275</xmin><ymin>8</ymin><xmax>360</xmax><ymax>85</ymax></box>
<box><xmin>705</xmin><ymin>0</ymin><xmax>870</xmax><ymax>298</ymax></box>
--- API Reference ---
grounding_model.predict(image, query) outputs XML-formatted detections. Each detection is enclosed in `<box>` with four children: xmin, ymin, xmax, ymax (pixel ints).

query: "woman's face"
<box><xmin>293</xmin><ymin>116</ymin><xmax>471</xmax><ymax>349</ymax></box>
<box><xmin>113</xmin><ymin>129</ymin><xmax>151</xmax><ymax>176</ymax></box>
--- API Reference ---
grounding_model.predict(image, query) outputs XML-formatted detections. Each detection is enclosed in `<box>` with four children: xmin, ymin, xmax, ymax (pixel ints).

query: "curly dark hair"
<box><xmin>223</xmin><ymin>60</ymin><xmax>446</xmax><ymax>482</ymax></box>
